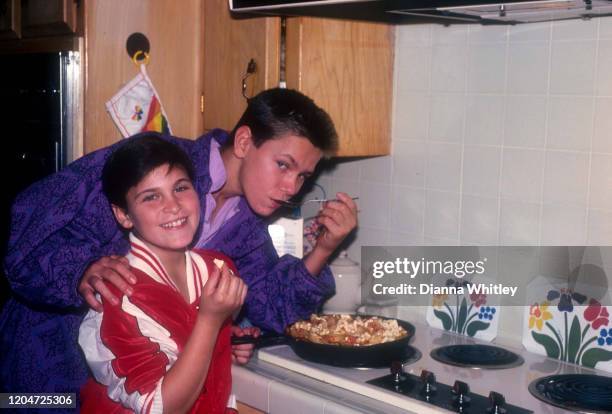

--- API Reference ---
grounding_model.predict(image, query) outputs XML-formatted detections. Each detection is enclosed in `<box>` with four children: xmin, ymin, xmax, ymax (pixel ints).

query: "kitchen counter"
<box><xmin>232</xmin><ymin>321</ymin><xmax>612</xmax><ymax>414</ymax></box>
<box><xmin>232</xmin><ymin>357</ymin><xmax>418</xmax><ymax>414</ymax></box>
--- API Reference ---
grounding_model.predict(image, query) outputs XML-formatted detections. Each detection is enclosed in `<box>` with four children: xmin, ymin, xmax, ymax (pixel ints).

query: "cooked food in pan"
<box><xmin>287</xmin><ymin>314</ymin><xmax>408</xmax><ymax>346</ymax></box>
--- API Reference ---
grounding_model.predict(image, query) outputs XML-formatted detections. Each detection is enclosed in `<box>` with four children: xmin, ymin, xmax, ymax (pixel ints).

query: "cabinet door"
<box><xmin>202</xmin><ymin>0</ymin><xmax>280</xmax><ymax>132</ymax></box>
<box><xmin>21</xmin><ymin>0</ymin><xmax>80</xmax><ymax>37</ymax></box>
<box><xmin>286</xmin><ymin>17</ymin><xmax>393</xmax><ymax>157</ymax></box>
<box><xmin>0</xmin><ymin>0</ymin><xmax>20</xmax><ymax>39</ymax></box>
<box><xmin>84</xmin><ymin>0</ymin><xmax>203</xmax><ymax>152</ymax></box>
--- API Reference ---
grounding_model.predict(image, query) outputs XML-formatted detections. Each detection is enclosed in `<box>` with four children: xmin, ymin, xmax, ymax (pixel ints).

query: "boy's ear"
<box><xmin>233</xmin><ymin>125</ymin><xmax>253</xmax><ymax>159</ymax></box>
<box><xmin>111</xmin><ymin>205</ymin><xmax>134</xmax><ymax>230</ymax></box>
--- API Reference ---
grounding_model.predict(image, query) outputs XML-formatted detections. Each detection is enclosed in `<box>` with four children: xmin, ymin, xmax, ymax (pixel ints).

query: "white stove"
<box><xmin>256</xmin><ymin>321</ymin><xmax>612</xmax><ymax>413</ymax></box>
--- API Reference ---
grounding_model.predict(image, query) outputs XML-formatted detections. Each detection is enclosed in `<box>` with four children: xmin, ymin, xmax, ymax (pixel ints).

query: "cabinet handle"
<box><xmin>241</xmin><ymin>59</ymin><xmax>257</xmax><ymax>101</ymax></box>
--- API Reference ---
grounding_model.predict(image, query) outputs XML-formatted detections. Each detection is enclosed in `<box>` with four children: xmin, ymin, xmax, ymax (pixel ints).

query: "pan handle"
<box><xmin>231</xmin><ymin>334</ymin><xmax>288</xmax><ymax>348</ymax></box>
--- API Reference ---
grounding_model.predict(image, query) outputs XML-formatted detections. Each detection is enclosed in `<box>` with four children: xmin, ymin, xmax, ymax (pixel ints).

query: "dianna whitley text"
<box><xmin>372</xmin><ymin>283</ymin><xmax>519</xmax><ymax>297</ymax></box>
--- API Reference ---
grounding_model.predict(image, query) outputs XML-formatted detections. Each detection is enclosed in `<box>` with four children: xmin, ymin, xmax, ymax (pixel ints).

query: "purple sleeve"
<box><xmin>4</xmin><ymin>147</ymin><xmax>129</xmax><ymax>308</ymax></box>
<box><xmin>215</xmin><ymin>217</ymin><xmax>335</xmax><ymax>333</ymax></box>
<box><xmin>3</xmin><ymin>133</ymin><xmax>208</xmax><ymax>309</ymax></box>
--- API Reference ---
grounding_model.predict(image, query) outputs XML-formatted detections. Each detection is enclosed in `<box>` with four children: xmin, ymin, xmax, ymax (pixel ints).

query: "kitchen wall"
<box><xmin>311</xmin><ymin>16</ymin><xmax>612</xmax><ymax>345</ymax></box>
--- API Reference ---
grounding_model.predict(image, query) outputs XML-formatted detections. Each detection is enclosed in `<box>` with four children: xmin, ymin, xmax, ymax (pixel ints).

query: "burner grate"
<box><xmin>529</xmin><ymin>374</ymin><xmax>612</xmax><ymax>414</ymax></box>
<box><xmin>430</xmin><ymin>344</ymin><xmax>524</xmax><ymax>369</ymax></box>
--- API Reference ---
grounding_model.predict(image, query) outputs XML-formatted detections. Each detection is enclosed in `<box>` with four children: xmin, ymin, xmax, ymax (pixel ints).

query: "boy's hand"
<box><xmin>314</xmin><ymin>192</ymin><xmax>358</xmax><ymax>254</ymax></box>
<box><xmin>198</xmin><ymin>265</ymin><xmax>247</xmax><ymax>325</ymax></box>
<box><xmin>79</xmin><ymin>255</ymin><xmax>137</xmax><ymax>311</ymax></box>
<box><xmin>231</xmin><ymin>326</ymin><xmax>260</xmax><ymax>365</ymax></box>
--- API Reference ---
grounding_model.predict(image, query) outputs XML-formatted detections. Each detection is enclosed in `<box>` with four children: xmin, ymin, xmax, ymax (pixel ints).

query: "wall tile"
<box><xmin>431</xmin><ymin>45</ymin><xmax>468</xmax><ymax>92</ymax></box>
<box><xmin>546</xmin><ymin>96</ymin><xmax>594</xmax><ymax>151</ymax></box>
<box><xmin>587</xmin><ymin>209</ymin><xmax>612</xmax><ymax>245</ymax></box>
<box><xmin>600</xmin><ymin>17</ymin><xmax>612</xmax><ymax>38</ymax></box>
<box><xmin>326</xmin><ymin>159</ymin><xmax>360</xmax><ymax>180</ymax></box>
<box><xmin>593</xmin><ymin>98</ymin><xmax>612</xmax><ymax>153</ymax></box>
<box><xmin>360</xmin><ymin>155</ymin><xmax>392</xmax><ymax>184</ymax></box>
<box><xmin>499</xmin><ymin>199</ymin><xmax>541</xmax><ymax>244</ymax></box>
<box><xmin>469</xmin><ymin>24</ymin><xmax>508</xmax><ymax>44</ymax></box>
<box><xmin>506</xmin><ymin>42</ymin><xmax>550</xmax><ymax>94</ymax></box>
<box><xmin>429</xmin><ymin>94</ymin><xmax>465</xmax><ymax>143</ymax></box>
<box><xmin>462</xmin><ymin>145</ymin><xmax>502</xmax><ymax>197</ymax></box>
<box><xmin>540</xmin><ymin>204</ymin><xmax>587</xmax><ymax>245</ymax></box>
<box><xmin>394</xmin><ymin>93</ymin><xmax>430</xmax><ymax>140</ymax></box>
<box><xmin>358</xmin><ymin>182</ymin><xmax>391</xmax><ymax>228</ymax></box>
<box><xmin>504</xmin><ymin>95</ymin><xmax>547</xmax><ymax>148</ymax></box>
<box><xmin>552</xmin><ymin>19</ymin><xmax>598</xmax><ymax>41</ymax></box>
<box><xmin>390</xmin><ymin>187</ymin><xmax>425</xmax><ymax>235</ymax></box>
<box><xmin>460</xmin><ymin>195</ymin><xmax>500</xmax><ymax>244</ymax></box>
<box><xmin>388</xmin><ymin>230</ymin><xmax>424</xmax><ymax>245</ymax></box>
<box><xmin>392</xmin><ymin>140</ymin><xmax>426</xmax><ymax>188</ymax></box>
<box><xmin>396</xmin><ymin>24</ymin><xmax>432</xmax><ymax>46</ymax></box>
<box><xmin>589</xmin><ymin>153</ymin><xmax>612</xmax><ymax>209</ymax></box>
<box><xmin>424</xmin><ymin>190</ymin><xmax>460</xmax><ymax>240</ymax></box>
<box><xmin>465</xmin><ymin>95</ymin><xmax>505</xmax><ymax>145</ymax></box>
<box><xmin>549</xmin><ymin>40</ymin><xmax>596</xmax><ymax>95</ymax></box>
<box><xmin>595</xmin><ymin>39</ymin><xmax>612</xmax><ymax>96</ymax></box>
<box><xmin>432</xmin><ymin>24</ymin><xmax>468</xmax><ymax>45</ymax></box>
<box><xmin>467</xmin><ymin>45</ymin><xmax>507</xmax><ymax>93</ymax></box>
<box><xmin>395</xmin><ymin>47</ymin><xmax>431</xmax><ymax>93</ymax></box>
<box><xmin>543</xmin><ymin>151</ymin><xmax>589</xmax><ymax>206</ymax></box>
<box><xmin>501</xmin><ymin>148</ymin><xmax>545</xmax><ymax>203</ymax></box>
<box><xmin>508</xmin><ymin>21</ymin><xmax>551</xmax><ymax>42</ymax></box>
<box><xmin>425</xmin><ymin>142</ymin><xmax>462</xmax><ymax>192</ymax></box>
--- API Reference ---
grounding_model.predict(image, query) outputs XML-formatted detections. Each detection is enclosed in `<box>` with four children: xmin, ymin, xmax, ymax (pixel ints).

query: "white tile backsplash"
<box><xmin>428</xmin><ymin>94</ymin><xmax>465</xmax><ymax>143</ymax></box>
<box><xmin>507</xmin><ymin>42</ymin><xmax>550</xmax><ymax>94</ymax></box>
<box><xmin>546</xmin><ymin>96</ymin><xmax>594</xmax><ymax>151</ymax></box>
<box><xmin>465</xmin><ymin>95</ymin><xmax>505</xmax><ymax>145</ymax></box>
<box><xmin>543</xmin><ymin>150</ymin><xmax>590</xmax><ymax>206</ymax></box>
<box><xmin>425</xmin><ymin>142</ymin><xmax>462</xmax><ymax>192</ymax></box>
<box><xmin>501</xmin><ymin>148</ymin><xmax>545</xmax><ymax>203</ymax></box>
<box><xmin>504</xmin><ymin>95</ymin><xmax>547</xmax><ymax>148</ymax></box>
<box><xmin>315</xmin><ymin>17</ymin><xmax>612</xmax><ymax>346</ymax></box>
<box><xmin>595</xmin><ymin>40</ymin><xmax>612</xmax><ymax>96</ymax></box>
<box><xmin>549</xmin><ymin>40</ymin><xmax>596</xmax><ymax>95</ymax></box>
<box><xmin>462</xmin><ymin>145</ymin><xmax>502</xmax><ymax>197</ymax></box>
<box><xmin>467</xmin><ymin>45</ymin><xmax>507</xmax><ymax>93</ymax></box>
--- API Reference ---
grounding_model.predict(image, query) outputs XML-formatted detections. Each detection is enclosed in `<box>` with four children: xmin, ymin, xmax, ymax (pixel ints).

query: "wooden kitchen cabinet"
<box><xmin>202</xmin><ymin>1</ymin><xmax>393</xmax><ymax>157</ymax></box>
<box><xmin>21</xmin><ymin>0</ymin><xmax>81</xmax><ymax>38</ymax></box>
<box><xmin>84</xmin><ymin>0</ymin><xmax>204</xmax><ymax>152</ymax></box>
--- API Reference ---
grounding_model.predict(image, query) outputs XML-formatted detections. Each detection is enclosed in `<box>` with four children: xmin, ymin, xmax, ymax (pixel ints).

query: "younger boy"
<box><xmin>78</xmin><ymin>135</ymin><xmax>245</xmax><ymax>413</ymax></box>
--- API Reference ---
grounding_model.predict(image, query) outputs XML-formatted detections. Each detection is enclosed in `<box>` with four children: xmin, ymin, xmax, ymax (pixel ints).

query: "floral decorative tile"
<box><xmin>523</xmin><ymin>279</ymin><xmax>612</xmax><ymax>373</ymax></box>
<box><xmin>426</xmin><ymin>278</ymin><xmax>499</xmax><ymax>341</ymax></box>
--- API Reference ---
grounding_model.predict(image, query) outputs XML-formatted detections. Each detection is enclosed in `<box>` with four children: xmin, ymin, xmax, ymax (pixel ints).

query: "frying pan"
<box><xmin>232</xmin><ymin>315</ymin><xmax>416</xmax><ymax>368</ymax></box>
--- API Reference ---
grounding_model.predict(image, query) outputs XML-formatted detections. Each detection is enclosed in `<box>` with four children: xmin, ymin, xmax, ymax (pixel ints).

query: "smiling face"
<box><xmin>237</xmin><ymin>132</ymin><xmax>323</xmax><ymax>216</ymax></box>
<box><xmin>111</xmin><ymin>163</ymin><xmax>200</xmax><ymax>259</ymax></box>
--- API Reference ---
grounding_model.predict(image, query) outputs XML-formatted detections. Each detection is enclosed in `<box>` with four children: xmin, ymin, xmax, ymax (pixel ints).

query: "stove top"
<box><xmin>256</xmin><ymin>321</ymin><xmax>612</xmax><ymax>413</ymax></box>
<box><xmin>430</xmin><ymin>344</ymin><xmax>524</xmax><ymax>369</ymax></box>
<box><xmin>529</xmin><ymin>374</ymin><xmax>612</xmax><ymax>414</ymax></box>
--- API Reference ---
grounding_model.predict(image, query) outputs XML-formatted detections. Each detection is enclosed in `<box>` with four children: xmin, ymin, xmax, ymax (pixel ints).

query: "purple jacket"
<box><xmin>0</xmin><ymin>130</ymin><xmax>334</xmax><ymax>403</ymax></box>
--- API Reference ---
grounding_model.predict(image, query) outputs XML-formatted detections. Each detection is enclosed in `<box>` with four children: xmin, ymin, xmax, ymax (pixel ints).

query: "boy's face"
<box><xmin>112</xmin><ymin>164</ymin><xmax>200</xmax><ymax>257</ymax></box>
<box><xmin>238</xmin><ymin>133</ymin><xmax>323</xmax><ymax>216</ymax></box>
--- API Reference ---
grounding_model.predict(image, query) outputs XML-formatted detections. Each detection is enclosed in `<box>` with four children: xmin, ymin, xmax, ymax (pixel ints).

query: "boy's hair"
<box><xmin>226</xmin><ymin>88</ymin><xmax>338</xmax><ymax>155</ymax></box>
<box><xmin>102</xmin><ymin>134</ymin><xmax>195</xmax><ymax>210</ymax></box>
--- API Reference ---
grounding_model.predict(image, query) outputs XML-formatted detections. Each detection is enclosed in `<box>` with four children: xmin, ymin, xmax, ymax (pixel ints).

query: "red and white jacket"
<box><xmin>79</xmin><ymin>234</ymin><xmax>237</xmax><ymax>414</ymax></box>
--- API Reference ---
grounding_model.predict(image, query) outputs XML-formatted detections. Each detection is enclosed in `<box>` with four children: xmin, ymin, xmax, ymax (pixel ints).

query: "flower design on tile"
<box><xmin>432</xmin><ymin>293</ymin><xmax>449</xmax><ymax>308</ymax></box>
<box><xmin>431</xmin><ymin>278</ymin><xmax>494</xmax><ymax>338</ymax></box>
<box><xmin>547</xmin><ymin>288</ymin><xmax>586</xmax><ymax>313</ymax></box>
<box><xmin>529</xmin><ymin>302</ymin><xmax>552</xmax><ymax>331</ymax></box>
<box><xmin>530</xmin><ymin>292</ymin><xmax>612</xmax><ymax>369</ymax></box>
<box><xmin>584</xmin><ymin>299</ymin><xmax>610</xmax><ymax>330</ymax></box>
<box><xmin>470</xmin><ymin>292</ymin><xmax>487</xmax><ymax>307</ymax></box>
<box><xmin>597</xmin><ymin>329</ymin><xmax>612</xmax><ymax>347</ymax></box>
<box><xmin>478</xmin><ymin>306</ymin><xmax>495</xmax><ymax>321</ymax></box>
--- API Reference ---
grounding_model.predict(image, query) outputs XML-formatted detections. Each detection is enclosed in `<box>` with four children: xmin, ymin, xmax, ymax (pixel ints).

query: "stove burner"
<box><xmin>430</xmin><ymin>344</ymin><xmax>524</xmax><ymax>369</ymax></box>
<box><xmin>528</xmin><ymin>374</ymin><xmax>612</xmax><ymax>414</ymax></box>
